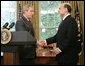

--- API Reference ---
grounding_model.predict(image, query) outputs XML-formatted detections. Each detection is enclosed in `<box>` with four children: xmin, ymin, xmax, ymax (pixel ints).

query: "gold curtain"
<box><xmin>17</xmin><ymin>1</ymin><xmax>39</xmax><ymax>40</ymax></box>
<box><xmin>78</xmin><ymin>1</ymin><xmax>84</xmax><ymax>65</ymax></box>
<box><xmin>61</xmin><ymin>1</ymin><xmax>84</xmax><ymax>65</ymax></box>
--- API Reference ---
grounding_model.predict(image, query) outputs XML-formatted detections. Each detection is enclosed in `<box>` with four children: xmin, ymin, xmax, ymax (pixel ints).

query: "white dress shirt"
<box><xmin>63</xmin><ymin>13</ymin><xmax>70</xmax><ymax>20</ymax></box>
<box><xmin>23</xmin><ymin>14</ymin><xmax>30</xmax><ymax>21</ymax></box>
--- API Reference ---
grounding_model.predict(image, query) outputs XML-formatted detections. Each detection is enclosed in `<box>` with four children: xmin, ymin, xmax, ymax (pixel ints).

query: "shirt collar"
<box><xmin>23</xmin><ymin>14</ymin><xmax>30</xmax><ymax>21</ymax></box>
<box><xmin>63</xmin><ymin>13</ymin><xmax>70</xmax><ymax>20</ymax></box>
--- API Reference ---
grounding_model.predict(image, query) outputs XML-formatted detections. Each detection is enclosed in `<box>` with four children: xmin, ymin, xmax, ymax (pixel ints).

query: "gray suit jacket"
<box><xmin>15</xmin><ymin>15</ymin><xmax>36</xmax><ymax>59</ymax></box>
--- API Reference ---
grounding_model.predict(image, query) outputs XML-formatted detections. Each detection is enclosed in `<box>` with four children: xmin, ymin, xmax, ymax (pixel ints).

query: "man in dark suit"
<box><xmin>38</xmin><ymin>3</ymin><xmax>81</xmax><ymax>65</ymax></box>
<box><xmin>15</xmin><ymin>5</ymin><xmax>36</xmax><ymax>65</ymax></box>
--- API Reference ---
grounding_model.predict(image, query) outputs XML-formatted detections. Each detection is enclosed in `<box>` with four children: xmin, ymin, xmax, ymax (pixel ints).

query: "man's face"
<box><xmin>25</xmin><ymin>7</ymin><xmax>34</xmax><ymax>19</ymax></box>
<box><xmin>58</xmin><ymin>4</ymin><xmax>67</xmax><ymax>16</ymax></box>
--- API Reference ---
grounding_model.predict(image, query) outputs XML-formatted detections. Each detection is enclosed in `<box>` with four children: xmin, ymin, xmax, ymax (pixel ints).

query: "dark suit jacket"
<box><xmin>46</xmin><ymin>15</ymin><xmax>81</xmax><ymax>64</ymax></box>
<box><xmin>15</xmin><ymin>15</ymin><xmax>36</xmax><ymax>59</ymax></box>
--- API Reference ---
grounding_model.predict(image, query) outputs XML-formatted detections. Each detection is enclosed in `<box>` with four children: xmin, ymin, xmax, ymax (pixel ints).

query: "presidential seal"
<box><xmin>1</xmin><ymin>29</ymin><xmax>12</xmax><ymax>44</ymax></box>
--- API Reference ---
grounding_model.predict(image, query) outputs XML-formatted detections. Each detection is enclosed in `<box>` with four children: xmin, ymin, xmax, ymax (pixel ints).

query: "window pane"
<box><xmin>1</xmin><ymin>1</ymin><xmax>17</xmax><ymax>31</ymax></box>
<box><xmin>40</xmin><ymin>28</ymin><xmax>57</xmax><ymax>39</ymax></box>
<box><xmin>40</xmin><ymin>1</ymin><xmax>61</xmax><ymax>39</ymax></box>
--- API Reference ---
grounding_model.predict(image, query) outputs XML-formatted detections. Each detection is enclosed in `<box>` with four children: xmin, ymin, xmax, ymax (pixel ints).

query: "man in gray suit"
<box><xmin>15</xmin><ymin>5</ymin><xmax>36</xmax><ymax>65</ymax></box>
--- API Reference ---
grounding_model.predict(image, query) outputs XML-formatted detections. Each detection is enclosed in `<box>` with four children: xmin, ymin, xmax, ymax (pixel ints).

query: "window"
<box><xmin>1</xmin><ymin>1</ymin><xmax>17</xmax><ymax>56</ymax></box>
<box><xmin>39</xmin><ymin>1</ymin><xmax>61</xmax><ymax>39</ymax></box>
<box><xmin>1</xmin><ymin>1</ymin><xmax>17</xmax><ymax>31</ymax></box>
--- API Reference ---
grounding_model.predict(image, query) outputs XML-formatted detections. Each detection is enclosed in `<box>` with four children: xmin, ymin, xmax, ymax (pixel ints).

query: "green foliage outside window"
<box><xmin>40</xmin><ymin>1</ymin><xmax>61</xmax><ymax>39</ymax></box>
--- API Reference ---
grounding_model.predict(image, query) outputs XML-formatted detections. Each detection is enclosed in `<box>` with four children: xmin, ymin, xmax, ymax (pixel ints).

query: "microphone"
<box><xmin>8</xmin><ymin>22</ymin><xmax>15</xmax><ymax>30</ymax></box>
<box><xmin>2</xmin><ymin>22</ymin><xmax>9</xmax><ymax>29</ymax></box>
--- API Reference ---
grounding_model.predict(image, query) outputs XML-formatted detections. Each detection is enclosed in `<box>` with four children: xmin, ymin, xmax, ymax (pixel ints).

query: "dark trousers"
<box><xmin>20</xmin><ymin>58</ymin><xmax>36</xmax><ymax>65</ymax></box>
<box><xmin>56</xmin><ymin>54</ymin><xmax>79</xmax><ymax>65</ymax></box>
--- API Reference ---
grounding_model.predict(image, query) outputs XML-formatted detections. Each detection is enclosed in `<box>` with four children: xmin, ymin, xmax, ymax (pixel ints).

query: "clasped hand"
<box><xmin>37</xmin><ymin>40</ymin><xmax>47</xmax><ymax>47</ymax></box>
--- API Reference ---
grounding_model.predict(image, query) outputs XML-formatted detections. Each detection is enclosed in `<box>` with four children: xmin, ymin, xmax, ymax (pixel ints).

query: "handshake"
<box><xmin>37</xmin><ymin>40</ymin><xmax>56</xmax><ymax>47</ymax></box>
<box><xmin>37</xmin><ymin>40</ymin><xmax>47</xmax><ymax>47</ymax></box>
<box><xmin>37</xmin><ymin>40</ymin><xmax>62</xmax><ymax>55</ymax></box>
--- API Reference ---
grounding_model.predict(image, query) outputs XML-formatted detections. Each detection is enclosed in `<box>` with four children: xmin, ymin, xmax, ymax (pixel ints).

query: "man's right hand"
<box><xmin>37</xmin><ymin>40</ymin><xmax>47</xmax><ymax>47</ymax></box>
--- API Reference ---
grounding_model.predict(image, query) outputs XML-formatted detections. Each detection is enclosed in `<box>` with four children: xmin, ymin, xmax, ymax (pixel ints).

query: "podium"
<box><xmin>1</xmin><ymin>31</ymin><xmax>36</xmax><ymax>65</ymax></box>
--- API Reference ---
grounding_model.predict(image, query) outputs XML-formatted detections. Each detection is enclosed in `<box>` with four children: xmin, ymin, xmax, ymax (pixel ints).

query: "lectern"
<box><xmin>1</xmin><ymin>31</ymin><xmax>36</xmax><ymax>65</ymax></box>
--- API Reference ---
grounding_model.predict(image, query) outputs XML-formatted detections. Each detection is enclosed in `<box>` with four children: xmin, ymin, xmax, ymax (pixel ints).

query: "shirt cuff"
<box><xmin>56</xmin><ymin>48</ymin><xmax>62</xmax><ymax>52</ymax></box>
<box><xmin>54</xmin><ymin>47</ymin><xmax>62</xmax><ymax>53</ymax></box>
<box><xmin>44</xmin><ymin>40</ymin><xmax>47</xmax><ymax>46</ymax></box>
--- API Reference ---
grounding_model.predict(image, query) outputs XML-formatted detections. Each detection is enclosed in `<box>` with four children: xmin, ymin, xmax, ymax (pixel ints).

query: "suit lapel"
<box><xmin>21</xmin><ymin>15</ymin><xmax>35</xmax><ymax>37</ymax></box>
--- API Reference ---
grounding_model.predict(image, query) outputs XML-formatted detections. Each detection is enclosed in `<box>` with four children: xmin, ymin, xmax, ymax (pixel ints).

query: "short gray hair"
<box><xmin>22</xmin><ymin>4</ymin><xmax>33</xmax><ymax>13</ymax></box>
